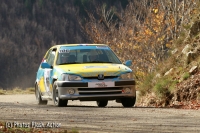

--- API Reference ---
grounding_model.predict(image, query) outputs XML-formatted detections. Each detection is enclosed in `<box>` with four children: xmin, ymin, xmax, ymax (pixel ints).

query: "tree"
<box><xmin>79</xmin><ymin>0</ymin><xmax>197</xmax><ymax>80</ymax></box>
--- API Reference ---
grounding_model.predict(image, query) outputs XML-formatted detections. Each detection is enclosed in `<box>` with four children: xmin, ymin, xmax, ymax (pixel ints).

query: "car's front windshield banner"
<box><xmin>56</xmin><ymin>46</ymin><xmax>121</xmax><ymax>65</ymax></box>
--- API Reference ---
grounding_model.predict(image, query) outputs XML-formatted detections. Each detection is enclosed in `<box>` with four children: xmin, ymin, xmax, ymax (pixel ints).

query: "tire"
<box><xmin>53</xmin><ymin>82</ymin><xmax>68</xmax><ymax>107</ymax></box>
<box><xmin>35</xmin><ymin>84</ymin><xmax>48</xmax><ymax>105</ymax></box>
<box><xmin>97</xmin><ymin>100</ymin><xmax>108</xmax><ymax>107</ymax></box>
<box><xmin>121</xmin><ymin>97</ymin><xmax>136</xmax><ymax>107</ymax></box>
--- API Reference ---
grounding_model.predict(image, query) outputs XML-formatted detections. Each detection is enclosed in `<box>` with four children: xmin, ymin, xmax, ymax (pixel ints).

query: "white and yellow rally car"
<box><xmin>35</xmin><ymin>44</ymin><xmax>136</xmax><ymax>107</ymax></box>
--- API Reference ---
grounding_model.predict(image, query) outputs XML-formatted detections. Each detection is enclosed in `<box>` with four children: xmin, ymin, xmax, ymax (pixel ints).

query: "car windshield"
<box><xmin>56</xmin><ymin>46</ymin><xmax>122</xmax><ymax>65</ymax></box>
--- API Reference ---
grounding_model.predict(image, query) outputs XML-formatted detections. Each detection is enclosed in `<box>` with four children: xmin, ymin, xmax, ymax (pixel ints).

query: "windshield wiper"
<box><xmin>84</xmin><ymin>61</ymin><xmax>114</xmax><ymax>63</ymax></box>
<box><xmin>58</xmin><ymin>62</ymin><xmax>80</xmax><ymax>65</ymax></box>
<box><xmin>59</xmin><ymin>61</ymin><xmax>115</xmax><ymax>65</ymax></box>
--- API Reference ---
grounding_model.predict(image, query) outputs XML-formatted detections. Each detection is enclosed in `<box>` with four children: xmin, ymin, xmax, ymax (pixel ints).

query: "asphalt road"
<box><xmin>0</xmin><ymin>94</ymin><xmax>200</xmax><ymax>133</ymax></box>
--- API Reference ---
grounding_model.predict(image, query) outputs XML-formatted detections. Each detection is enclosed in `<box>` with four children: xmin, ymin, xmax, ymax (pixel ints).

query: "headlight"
<box><xmin>62</xmin><ymin>74</ymin><xmax>68</xmax><ymax>81</ymax></box>
<box><xmin>68</xmin><ymin>75</ymin><xmax>82</xmax><ymax>81</ymax></box>
<box><xmin>119</xmin><ymin>73</ymin><xmax>133</xmax><ymax>80</ymax></box>
<box><xmin>61</xmin><ymin>74</ymin><xmax>82</xmax><ymax>81</ymax></box>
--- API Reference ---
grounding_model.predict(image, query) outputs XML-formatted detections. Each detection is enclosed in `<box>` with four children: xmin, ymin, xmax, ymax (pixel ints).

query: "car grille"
<box><xmin>78</xmin><ymin>87</ymin><xmax>122</xmax><ymax>95</ymax></box>
<box><xmin>83</xmin><ymin>76</ymin><xmax>118</xmax><ymax>80</ymax></box>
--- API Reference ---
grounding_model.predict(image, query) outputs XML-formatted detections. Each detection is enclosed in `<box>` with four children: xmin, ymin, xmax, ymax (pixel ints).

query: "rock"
<box><xmin>194</xmin><ymin>45</ymin><xmax>200</xmax><ymax>54</ymax></box>
<box><xmin>171</xmin><ymin>48</ymin><xmax>178</xmax><ymax>54</ymax></box>
<box><xmin>155</xmin><ymin>73</ymin><xmax>161</xmax><ymax>78</ymax></box>
<box><xmin>190</xmin><ymin>21</ymin><xmax>200</xmax><ymax>37</ymax></box>
<box><xmin>189</xmin><ymin>66</ymin><xmax>198</xmax><ymax>75</ymax></box>
<box><xmin>186</xmin><ymin>51</ymin><xmax>196</xmax><ymax>64</ymax></box>
<box><xmin>173</xmin><ymin>101</ymin><xmax>180</xmax><ymax>105</ymax></box>
<box><xmin>164</xmin><ymin>68</ymin><xmax>174</xmax><ymax>76</ymax></box>
<box><xmin>182</xmin><ymin>44</ymin><xmax>191</xmax><ymax>55</ymax></box>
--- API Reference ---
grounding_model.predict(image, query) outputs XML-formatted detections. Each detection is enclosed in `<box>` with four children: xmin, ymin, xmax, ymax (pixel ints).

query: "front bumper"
<box><xmin>56</xmin><ymin>80</ymin><xmax>136</xmax><ymax>100</ymax></box>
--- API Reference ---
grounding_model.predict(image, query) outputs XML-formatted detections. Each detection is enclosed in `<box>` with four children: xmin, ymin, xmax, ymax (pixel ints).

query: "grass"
<box><xmin>156</xmin><ymin>55</ymin><xmax>178</xmax><ymax>76</ymax></box>
<box><xmin>137</xmin><ymin>73</ymin><xmax>155</xmax><ymax>97</ymax></box>
<box><xmin>153</xmin><ymin>77</ymin><xmax>178</xmax><ymax>96</ymax></box>
<box><xmin>174</xmin><ymin>36</ymin><xmax>185</xmax><ymax>47</ymax></box>
<box><xmin>182</xmin><ymin>24</ymin><xmax>191</xmax><ymax>30</ymax></box>
<box><xmin>0</xmin><ymin>87</ymin><xmax>35</xmax><ymax>95</ymax></box>
<box><xmin>182</xmin><ymin>72</ymin><xmax>190</xmax><ymax>80</ymax></box>
<box><xmin>137</xmin><ymin>67</ymin><xmax>179</xmax><ymax>106</ymax></box>
<box><xmin>153</xmin><ymin>78</ymin><xmax>170</xmax><ymax>98</ymax></box>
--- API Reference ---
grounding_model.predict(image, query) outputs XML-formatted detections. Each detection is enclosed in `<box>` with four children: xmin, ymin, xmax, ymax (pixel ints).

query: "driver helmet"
<box><xmin>60</xmin><ymin>53</ymin><xmax>69</xmax><ymax>63</ymax></box>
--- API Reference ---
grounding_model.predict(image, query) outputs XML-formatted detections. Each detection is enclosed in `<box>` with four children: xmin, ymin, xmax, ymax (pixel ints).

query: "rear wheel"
<box><xmin>53</xmin><ymin>82</ymin><xmax>68</xmax><ymax>107</ymax></box>
<box><xmin>97</xmin><ymin>100</ymin><xmax>108</xmax><ymax>107</ymax></box>
<box><xmin>121</xmin><ymin>97</ymin><xmax>136</xmax><ymax>107</ymax></box>
<box><xmin>35</xmin><ymin>85</ymin><xmax>48</xmax><ymax>105</ymax></box>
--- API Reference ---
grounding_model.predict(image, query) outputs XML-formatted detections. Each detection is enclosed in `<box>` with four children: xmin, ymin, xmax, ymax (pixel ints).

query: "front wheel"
<box><xmin>35</xmin><ymin>85</ymin><xmax>48</xmax><ymax>105</ymax></box>
<box><xmin>121</xmin><ymin>97</ymin><xmax>136</xmax><ymax>107</ymax></box>
<box><xmin>97</xmin><ymin>100</ymin><xmax>108</xmax><ymax>107</ymax></box>
<box><xmin>53</xmin><ymin>82</ymin><xmax>68</xmax><ymax>107</ymax></box>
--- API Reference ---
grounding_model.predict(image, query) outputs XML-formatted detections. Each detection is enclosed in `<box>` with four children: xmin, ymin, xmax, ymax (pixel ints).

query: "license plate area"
<box><xmin>88</xmin><ymin>82</ymin><xmax>114</xmax><ymax>87</ymax></box>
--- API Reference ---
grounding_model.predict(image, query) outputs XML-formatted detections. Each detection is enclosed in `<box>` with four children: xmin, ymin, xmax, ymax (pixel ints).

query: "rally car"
<box><xmin>35</xmin><ymin>44</ymin><xmax>136</xmax><ymax>107</ymax></box>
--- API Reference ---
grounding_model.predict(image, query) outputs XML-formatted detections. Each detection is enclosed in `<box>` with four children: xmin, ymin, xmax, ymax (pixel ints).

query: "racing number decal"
<box><xmin>44</xmin><ymin>69</ymin><xmax>52</xmax><ymax>94</ymax></box>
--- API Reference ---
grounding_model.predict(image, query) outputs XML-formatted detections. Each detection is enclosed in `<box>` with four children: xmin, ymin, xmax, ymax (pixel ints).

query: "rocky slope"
<box><xmin>137</xmin><ymin>14</ymin><xmax>200</xmax><ymax>109</ymax></box>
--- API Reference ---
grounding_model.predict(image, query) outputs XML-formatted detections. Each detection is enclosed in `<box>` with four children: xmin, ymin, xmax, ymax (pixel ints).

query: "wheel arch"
<box><xmin>35</xmin><ymin>81</ymin><xmax>43</xmax><ymax>98</ymax></box>
<box><xmin>34</xmin><ymin>81</ymin><xmax>39</xmax><ymax>93</ymax></box>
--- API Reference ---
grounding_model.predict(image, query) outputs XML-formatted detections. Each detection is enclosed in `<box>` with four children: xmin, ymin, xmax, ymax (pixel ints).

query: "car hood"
<box><xmin>55</xmin><ymin>63</ymin><xmax>132</xmax><ymax>77</ymax></box>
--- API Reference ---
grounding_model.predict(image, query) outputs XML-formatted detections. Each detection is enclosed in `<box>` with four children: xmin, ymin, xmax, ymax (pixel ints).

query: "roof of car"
<box><xmin>50</xmin><ymin>44</ymin><xmax>108</xmax><ymax>49</ymax></box>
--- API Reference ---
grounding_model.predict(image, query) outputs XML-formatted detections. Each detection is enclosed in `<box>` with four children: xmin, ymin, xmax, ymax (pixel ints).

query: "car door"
<box><xmin>44</xmin><ymin>49</ymin><xmax>57</xmax><ymax>96</ymax></box>
<box><xmin>38</xmin><ymin>48</ymin><xmax>56</xmax><ymax>96</ymax></box>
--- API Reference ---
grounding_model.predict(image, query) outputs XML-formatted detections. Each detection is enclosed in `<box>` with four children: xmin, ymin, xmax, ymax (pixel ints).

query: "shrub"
<box><xmin>138</xmin><ymin>73</ymin><xmax>155</xmax><ymax>97</ymax></box>
<box><xmin>183</xmin><ymin>72</ymin><xmax>190</xmax><ymax>80</ymax></box>
<box><xmin>153</xmin><ymin>79</ymin><xmax>170</xmax><ymax>98</ymax></box>
<box><xmin>153</xmin><ymin>77</ymin><xmax>178</xmax><ymax>98</ymax></box>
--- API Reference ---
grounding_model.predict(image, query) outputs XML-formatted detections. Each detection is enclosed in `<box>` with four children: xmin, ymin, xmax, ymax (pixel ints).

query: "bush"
<box><xmin>183</xmin><ymin>72</ymin><xmax>190</xmax><ymax>80</ymax></box>
<box><xmin>153</xmin><ymin>79</ymin><xmax>170</xmax><ymax>98</ymax></box>
<box><xmin>153</xmin><ymin>77</ymin><xmax>177</xmax><ymax>98</ymax></box>
<box><xmin>138</xmin><ymin>73</ymin><xmax>155</xmax><ymax>96</ymax></box>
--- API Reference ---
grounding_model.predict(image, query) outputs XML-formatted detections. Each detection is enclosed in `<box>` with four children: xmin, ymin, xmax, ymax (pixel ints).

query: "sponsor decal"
<box><xmin>88</xmin><ymin>81</ymin><xmax>114</xmax><ymax>87</ymax></box>
<box><xmin>80</xmin><ymin>44</ymin><xmax>88</xmax><ymax>46</ymax></box>
<box><xmin>44</xmin><ymin>69</ymin><xmax>51</xmax><ymax>92</ymax></box>
<box><xmin>95</xmin><ymin>82</ymin><xmax>107</xmax><ymax>87</ymax></box>
<box><xmin>96</xmin><ymin>46</ymin><xmax>108</xmax><ymax>48</ymax></box>
<box><xmin>59</xmin><ymin>49</ymin><xmax>70</xmax><ymax>53</ymax></box>
<box><xmin>81</xmin><ymin>71</ymin><xmax>119</xmax><ymax>76</ymax></box>
<box><xmin>84</xmin><ymin>66</ymin><xmax>108</xmax><ymax>69</ymax></box>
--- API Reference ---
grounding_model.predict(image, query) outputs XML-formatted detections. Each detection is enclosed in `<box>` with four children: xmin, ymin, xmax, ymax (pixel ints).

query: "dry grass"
<box><xmin>182</xmin><ymin>72</ymin><xmax>190</xmax><ymax>80</ymax></box>
<box><xmin>0</xmin><ymin>87</ymin><xmax>35</xmax><ymax>95</ymax></box>
<box><xmin>137</xmin><ymin>73</ymin><xmax>155</xmax><ymax>97</ymax></box>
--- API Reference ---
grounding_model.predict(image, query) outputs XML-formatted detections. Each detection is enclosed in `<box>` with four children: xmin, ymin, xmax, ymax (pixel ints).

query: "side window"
<box><xmin>44</xmin><ymin>49</ymin><xmax>51</xmax><ymax>60</ymax></box>
<box><xmin>46</xmin><ymin>51</ymin><xmax>56</xmax><ymax>66</ymax></box>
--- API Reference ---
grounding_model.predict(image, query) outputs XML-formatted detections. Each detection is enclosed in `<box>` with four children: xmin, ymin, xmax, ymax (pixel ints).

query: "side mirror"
<box><xmin>124</xmin><ymin>60</ymin><xmax>132</xmax><ymax>67</ymax></box>
<box><xmin>41</xmin><ymin>62</ymin><xmax>51</xmax><ymax>69</ymax></box>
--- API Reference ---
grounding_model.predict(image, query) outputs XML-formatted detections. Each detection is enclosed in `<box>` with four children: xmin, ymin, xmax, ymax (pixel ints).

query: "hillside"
<box><xmin>0</xmin><ymin>0</ymin><xmax>86</xmax><ymax>89</ymax></box>
<box><xmin>0</xmin><ymin>0</ymin><xmax>128</xmax><ymax>89</ymax></box>
<box><xmin>137</xmin><ymin>12</ymin><xmax>200</xmax><ymax>109</ymax></box>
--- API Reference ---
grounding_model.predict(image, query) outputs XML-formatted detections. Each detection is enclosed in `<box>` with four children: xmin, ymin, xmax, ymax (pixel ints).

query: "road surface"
<box><xmin>0</xmin><ymin>94</ymin><xmax>200</xmax><ymax>133</ymax></box>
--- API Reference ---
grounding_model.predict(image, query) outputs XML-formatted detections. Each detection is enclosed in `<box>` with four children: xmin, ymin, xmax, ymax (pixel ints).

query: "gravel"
<box><xmin>0</xmin><ymin>94</ymin><xmax>200</xmax><ymax>133</ymax></box>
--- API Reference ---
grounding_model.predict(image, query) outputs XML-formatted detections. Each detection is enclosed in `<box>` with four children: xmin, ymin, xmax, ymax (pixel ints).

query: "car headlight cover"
<box><xmin>68</xmin><ymin>75</ymin><xmax>82</xmax><ymax>81</ymax></box>
<box><xmin>119</xmin><ymin>72</ymin><xmax>133</xmax><ymax>80</ymax></box>
<box><xmin>62</xmin><ymin>74</ymin><xmax>82</xmax><ymax>81</ymax></box>
<box><xmin>62</xmin><ymin>74</ymin><xmax>68</xmax><ymax>81</ymax></box>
